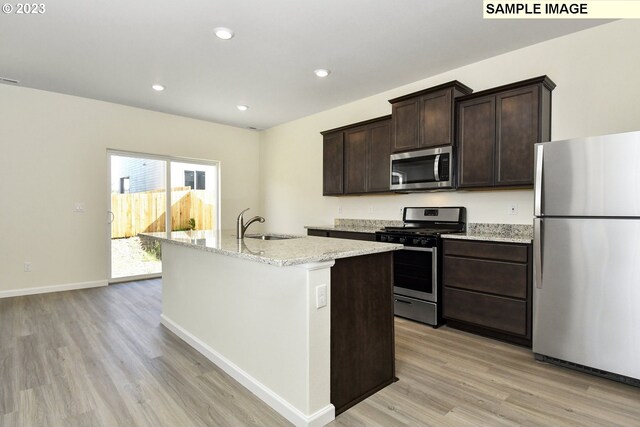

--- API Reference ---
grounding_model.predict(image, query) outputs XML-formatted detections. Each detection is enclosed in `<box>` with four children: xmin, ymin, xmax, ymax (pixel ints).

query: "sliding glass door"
<box><xmin>108</xmin><ymin>151</ymin><xmax>219</xmax><ymax>282</ymax></box>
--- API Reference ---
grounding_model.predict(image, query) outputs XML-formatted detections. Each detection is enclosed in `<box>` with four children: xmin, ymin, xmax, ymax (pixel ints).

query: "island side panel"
<box><xmin>160</xmin><ymin>242</ymin><xmax>333</xmax><ymax>423</ymax></box>
<box><xmin>330</xmin><ymin>251</ymin><xmax>395</xmax><ymax>415</ymax></box>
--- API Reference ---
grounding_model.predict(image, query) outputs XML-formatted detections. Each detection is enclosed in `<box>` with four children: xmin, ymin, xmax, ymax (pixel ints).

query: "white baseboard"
<box><xmin>160</xmin><ymin>314</ymin><xmax>335</xmax><ymax>427</ymax></box>
<box><xmin>0</xmin><ymin>279</ymin><xmax>108</xmax><ymax>299</ymax></box>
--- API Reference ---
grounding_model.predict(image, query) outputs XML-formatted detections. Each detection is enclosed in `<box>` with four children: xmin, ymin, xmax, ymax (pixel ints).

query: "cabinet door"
<box><xmin>457</xmin><ymin>96</ymin><xmax>496</xmax><ymax>188</ymax></box>
<box><xmin>344</xmin><ymin>126</ymin><xmax>368</xmax><ymax>194</ymax></box>
<box><xmin>367</xmin><ymin>119</ymin><xmax>391</xmax><ymax>192</ymax></box>
<box><xmin>322</xmin><ymin>132</ymin><xmax>344</xmax><ymax>195</ymax></box>
<box><xmin>420</xmin><ymin>89</ymin><xmax>453</xmax><ymax>148</ymax></box>
<box><xmin>496</xmin><ymin>85</ymin><xmax>539</xmax><ymax>187</ymax></box>
<box><xmin>391</xmin><ymin>98</ymin><xmax>420</xmax><ymax>152</ymax></box>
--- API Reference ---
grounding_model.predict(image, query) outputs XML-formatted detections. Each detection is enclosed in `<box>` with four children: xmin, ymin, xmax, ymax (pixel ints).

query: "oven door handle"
<box><xmin>401</xmin><ymin>246</ymin><xmax>434</xmax><ymax>252</ymax></box>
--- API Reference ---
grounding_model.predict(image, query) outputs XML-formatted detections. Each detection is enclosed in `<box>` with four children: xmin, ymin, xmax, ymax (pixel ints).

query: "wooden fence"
<box><xmin>111</xmin><ymin>187</ymin><xmax>216</xmax><ymax>238</ymax></box>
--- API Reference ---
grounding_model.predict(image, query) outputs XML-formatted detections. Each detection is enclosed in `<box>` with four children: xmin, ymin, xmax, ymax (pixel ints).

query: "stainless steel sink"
<box><xmin>244</xmin><ymin>234</ymin><xmax>299</xmax><ymax>241</ymax></box>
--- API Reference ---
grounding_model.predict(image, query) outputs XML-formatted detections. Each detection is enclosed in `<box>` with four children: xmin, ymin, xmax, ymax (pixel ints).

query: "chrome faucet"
<box><xmin>236</xmin><ymin>208</ymin><xmax>265</xmax><ymax>239</ymax></box>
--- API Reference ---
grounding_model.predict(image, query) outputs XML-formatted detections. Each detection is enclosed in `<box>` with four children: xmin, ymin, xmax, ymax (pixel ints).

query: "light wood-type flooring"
<box><xmin>0</xmin><ymin>279</ymin><xmax>638</xmax><ymax>426</ymax></box>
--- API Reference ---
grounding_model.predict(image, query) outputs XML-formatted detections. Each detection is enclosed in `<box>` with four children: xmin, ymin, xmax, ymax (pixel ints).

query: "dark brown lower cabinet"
<box><xmin>330</xmin><ymin>251</ymin><xmax>395</xmax><ymax>415</ymax></box>
<box><xmin>443</xmin><ymin>239</ymin><xmax>532</xmax><ymax>347</ymax></box>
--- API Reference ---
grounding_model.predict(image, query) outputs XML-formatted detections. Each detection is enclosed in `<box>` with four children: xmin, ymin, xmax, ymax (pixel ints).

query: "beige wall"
<box><xmin>0</xmin><ymin>85</ymin><xmax>261</xmax><ymax>293</ymax></box>
<box><xmin>259</xmin><ymin>20</ymin><xmax>640</xmax><ymax>234</ymax></box>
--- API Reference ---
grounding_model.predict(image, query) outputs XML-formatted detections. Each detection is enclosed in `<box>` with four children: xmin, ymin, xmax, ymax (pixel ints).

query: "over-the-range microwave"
<box><xmin>390</xmin><ymin>146</ymin><xmax>454</xmax><ymax>191</ymax></box>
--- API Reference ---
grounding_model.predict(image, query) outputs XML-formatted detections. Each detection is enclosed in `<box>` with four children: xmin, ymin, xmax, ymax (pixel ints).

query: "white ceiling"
<box><xmin>0</xmin><ymin>0</ymin><xmax>608</xmax><ymax>130</ymax></box>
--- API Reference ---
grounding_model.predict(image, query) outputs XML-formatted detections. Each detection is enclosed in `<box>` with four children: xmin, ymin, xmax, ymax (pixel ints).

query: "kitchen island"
<box><xmin>143</xmin><ymin>230</ymin><xmax>402</xmax><ymax>427</ymax></box>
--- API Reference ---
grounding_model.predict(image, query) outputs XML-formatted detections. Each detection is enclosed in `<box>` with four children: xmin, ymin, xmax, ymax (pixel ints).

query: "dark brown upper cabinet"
<box><xmin>321</xmin><ymin>116</ymin><xmax>392</xmax><ymax>196</ymax></box>
<box><xmin>457</xmin><ymin>76</ymin><xmax>555</xmax><ymax>189</ymax></box>
<box><xmin>389</xmin><ymin>81</ymin><xmax>472</xmax><ymax>153</ymax></box>
<box><xmin>322</xmin><ymin>131</ymin><xmax>344</xmax><ymax>195</ymax></box>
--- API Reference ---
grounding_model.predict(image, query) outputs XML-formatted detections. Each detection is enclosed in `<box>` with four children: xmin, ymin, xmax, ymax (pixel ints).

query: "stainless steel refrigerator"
<box><xmin>533</xmin><ymin>130</ymin><xmax>640</xmax><ymax>384</ymax></box>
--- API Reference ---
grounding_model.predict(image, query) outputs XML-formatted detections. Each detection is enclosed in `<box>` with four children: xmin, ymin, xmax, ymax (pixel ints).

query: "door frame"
<box><xmin>107</xmin><ymin>149</ymin><xmax>221</xmax><ymax>283</ymax></box>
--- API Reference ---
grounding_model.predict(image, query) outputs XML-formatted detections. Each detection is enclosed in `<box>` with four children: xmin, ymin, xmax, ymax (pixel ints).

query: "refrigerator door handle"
<box><xmin>534</xmin><ymin>144</ymin><xmax>544</xmax><ymax>217</ymax></box>
<box><xmin>534</xmin><ymin>218</ymin><xmax>543</xmax><ymax>289</ymax></box>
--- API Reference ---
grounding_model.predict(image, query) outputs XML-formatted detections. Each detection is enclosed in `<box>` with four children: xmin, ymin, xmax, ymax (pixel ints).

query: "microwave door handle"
<box><xmin>433</xmin><ymin>154</ymin><xmax>440</xmax><ymax>181</ymax></box>
<box><xmin>391</xmin><ymin>171</ymin><xmax>404</xmax><ymax>185</ymax></box>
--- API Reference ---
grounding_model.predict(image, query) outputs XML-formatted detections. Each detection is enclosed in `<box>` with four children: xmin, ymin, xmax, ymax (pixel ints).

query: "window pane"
<box><xmin>120</xmin><ymin>177</ymin><xmax>130</xmax><ymax>194</ymax></box>
<box><xmin>184</xmin><ymin>170</ymin><xmax>194</xmax><ymax>189</ymax></box>
<box><xmin>196</xmin><ymin>171</ymin><xmax>206</xmax><ymax>190</ymax></box>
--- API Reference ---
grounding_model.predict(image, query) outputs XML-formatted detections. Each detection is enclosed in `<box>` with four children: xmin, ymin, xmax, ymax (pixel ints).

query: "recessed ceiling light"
<box><xmin>237</xmin><ymin>105</ymin><xmax>249</xmax><ymax>111</ymax></box>
<box><xmin>214</xmin><ymin>27</ymin><xmax>235</xmax><ymax>40</ymax></box>
<box><xmin>314</xmin><ymin>69</ymin><xmax>331</xmax><ymax>78</ymax></box>
<box><xmin>152</xmin><ymin>84</ymin><xmax>165</xmax><ymax>91</ymax></box>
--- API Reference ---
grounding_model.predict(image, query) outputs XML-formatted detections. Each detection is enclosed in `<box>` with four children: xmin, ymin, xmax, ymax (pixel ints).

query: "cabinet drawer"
<box><xmin>443</xmin><ymin>256</ymin><xmax>527</xmax><ymax>298</ymax></box>
<box><xmin>444</xmin><ymin>239</ymin><xmax>528</xmax><ymax>263</ymax></box>
<box><xmin>307</xmin><ymin>229</ymin><xmax>329</xmax><ymax>237</ymax></box>
<box><xmin>443</xmin><ymin>288</ymin><xmax>527</xmax><ymax>336</ymax></box>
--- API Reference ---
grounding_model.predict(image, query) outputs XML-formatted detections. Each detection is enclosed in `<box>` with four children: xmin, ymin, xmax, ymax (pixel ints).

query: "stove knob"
<box><xmin>399</xmin><ymin>237</ymin><xmax>407</xmax><ymax>244</ymax></box>
<box><xmin>412</xmin><ymin>238</ymin><xmax>420</xmax><ymax>245</ymax></box>
<box><xmin>387</xmin><ymin>236</ymin><xmax>394</xmax><ymax>243</ymax></box>
<box><xmin>421</xmin><ymin>239</ymin><xmax>429</xmax><ymax>246</ymax></box>
<box><xmin>380</xmin><ymin>235</ymin><xmax>387</xmax><ymax>242</ymax></box>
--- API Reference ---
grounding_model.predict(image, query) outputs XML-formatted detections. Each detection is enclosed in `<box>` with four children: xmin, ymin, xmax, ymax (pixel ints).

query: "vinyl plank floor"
<box><xmin>329</xmin><ymin>318</ymin><xmax>640</xmax><ymax>426</ymax></box>
<box><xmin>0</xmin><ymin>279</ymin><xmax>288</xmax><ymax>427</ymax></box>
<box><xmin>1</xmin><ymin>279</ymin><xmax>639</xmax><ymax>426</ymax></box>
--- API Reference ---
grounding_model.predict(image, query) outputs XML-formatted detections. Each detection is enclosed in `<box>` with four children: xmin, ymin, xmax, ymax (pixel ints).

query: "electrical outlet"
<box><xmin>24</xmin><ymin>262</ymin><xmax>32</xmax><ymax>272</ymax></box>
<box><xmin>368</xmin><ymin>205</ymin><xmax>374</xmax><ymax>214</ymax></box>
<box><xmin>508</xmin><ymin>203</ymin><xmax>518</xmax><ymax>215</ymax></box>
<box><xmin>316</xmin><ymin>284</ymin><xmax>327</xmax><ymax>308</ymax></box>
<box><xmin>337</xmin><ymin>205</ymin><xmax>343</xmax><ymax>214</ymax></box>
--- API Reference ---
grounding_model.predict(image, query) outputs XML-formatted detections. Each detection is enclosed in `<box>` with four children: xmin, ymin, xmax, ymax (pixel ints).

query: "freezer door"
<box><xmin>533</xmin><ymin>218</ymin><xmax>640</xmax><ymax>380</ymax></box>
<box><xmin>535</xmin><ymin>131</ymin><xmax>640</xmax><ymax>217</ymax></box>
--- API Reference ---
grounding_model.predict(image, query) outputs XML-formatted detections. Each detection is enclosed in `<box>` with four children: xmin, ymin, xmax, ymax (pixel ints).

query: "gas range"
<box><xmin>375</xmin><ymin>207</ymin><xmax>466</xmax><ymax>327</ymax></box>
<box><xmin>376</xmin><ymin>207</ymin><xmax>466</xmax><ymax>247</ymax></box>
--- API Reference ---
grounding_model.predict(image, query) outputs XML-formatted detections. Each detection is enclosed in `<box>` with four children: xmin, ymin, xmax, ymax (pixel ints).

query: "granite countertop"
<box><xmin>305</xmin><ymin>218</ymin><xmax>403</xmax><ymax>234</ymax></box>
<box><xmin>304</xmin><ymin>224</ymin><xmax>384</xmax><ymax>233</ymax></box>
<box><xmin>307</xmin><ymin>219</ymin><xmax>534</xmax><ymax>243</ymax></box>
<box><xmin>441</xmin><ymin>223</ymin><xmax>533</xmax><ymax>244</ymax></box>
<box><xmin>142</xmin><ymin>230</ymin><xmax>403</xmax><ymax>267</ymax></box>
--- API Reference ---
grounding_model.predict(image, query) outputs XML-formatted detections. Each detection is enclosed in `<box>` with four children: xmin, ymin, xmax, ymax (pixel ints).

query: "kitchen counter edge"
<box><xmin>304</xmin><ymin>225</ymin><xmax>382</xmax><ymax>234</ymax></box>
<box><xmin>442</xmin><ymin>233</ymin><xmax>532</xmax><ymax>244</ymax></box>
<box><xmin>142</xmin><ymin>231</ymin><xmax>403</xmax><ymax>267</ymax></box>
